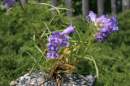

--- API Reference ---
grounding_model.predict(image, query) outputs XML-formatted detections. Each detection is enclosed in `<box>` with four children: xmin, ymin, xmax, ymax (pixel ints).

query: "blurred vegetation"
<box><xmin>0</xmin><ymin>1</ymin><xmax>130</xmax><ymax>86</ymax></box>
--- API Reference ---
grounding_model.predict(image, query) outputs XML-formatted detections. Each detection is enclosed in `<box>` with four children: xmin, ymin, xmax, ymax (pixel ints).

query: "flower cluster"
<box><xmin>47</xmin><ymin>25</ymin><xmax>75</xmax><ymax>59</ymax></box>
<box><xmin>3</xmin><ymin>0</ymin><xmax>15</xmax><ymax>9</ymax></box>
<box><xmin>88</xmin><ymin>11</ymin><xmax>119</xmax><ymax>42</ymax></box>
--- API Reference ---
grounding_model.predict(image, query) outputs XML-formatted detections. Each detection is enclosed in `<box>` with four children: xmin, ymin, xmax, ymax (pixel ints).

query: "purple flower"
<box><xmin>100</xmin><ymin>27</ymin><xmax>111</xmax><ymax>34</ymax></box>
<box><xmin>96</xmin><ymin>16</ymin><xmax>110</xmax><ymax>25</ymax></box>
<box><xmin>60</xmin><ymin>40</ymin><xmax>70</xmax><ymax>47</ymax></box>
<box><xmin>51</xmin><ymin>32</ymin><xmax>61</xmax><ymax>37</ymax></box>
<box><xmin>47</xmin><ymin>52</ymin><xmax>59</xmax><ymax>59</ymax></box>
<box><xmin>88</xmin><ymin>11</ymin><xmax>119</xmax><ymax>42</ymax></box>
<box><xmin>62</xmin><ymin>35</ymin><xmax>70</xmax><ymax>41</ymax></box>
<box><xmin>47</xmin><ymin>25</ymin><xmax>75</xmax><ymax>59</ymax></box>
<box><xmin>88</xmin><ymin>11</ymin><xmax>96</xmax><ymax>22</ymax></box>
<box><xmin>3</xmin><ymin>0</ymin><xmax>15</xmax><ymax>9</ymax></box>
<box><xmin>47</xmin><ymin>43</ymin><xmax>59</xmax><ymax>51</ymax></box>
<box><xmin>60</xmin><ymin>35</ymin><xmax>70</xmax><ymax>47</ymax></box>
<box><xmin>48</xmin><ymin>37</ymin><xmax>60</xmax><ymax>44</ymax></box>
<box><xmin>95</xmin><ymin>33</ymin><xmax>105</xmax><ymax>42</ymax></box>
<box><xmin>95</xmin><ymin>32</ymin><xmax>109</xmax><ymax>42</ymax></box>
<box><xmin>61</xmin><ymin>25</ymin><xmax>75</xmax><ymax>35</ymax></box>
<box><xmin>110</xmin><ymin>16</ymin><xmax>119</xmax><ymax>32</ymax></box>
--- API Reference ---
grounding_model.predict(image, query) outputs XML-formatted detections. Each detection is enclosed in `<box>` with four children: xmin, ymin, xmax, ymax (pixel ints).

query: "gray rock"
<box><xmin>10</xmin><ymin>72</ymin><xmax>96</xmax><ymax>86</ymax></box>
<box><xmin>10</xmin><ymin>81</ymin><xmax>17</xmax><ymax>86</ymax></box>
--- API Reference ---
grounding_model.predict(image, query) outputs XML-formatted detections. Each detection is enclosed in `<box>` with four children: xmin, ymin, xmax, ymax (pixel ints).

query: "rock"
<box><xmin>10</xmin><ymin>80</ymin><xmax>17</xmax><ymax>86</ymax></box>
<box><xmin>10</xmin><ymin>71</ymin><xmax>96</xmax><ymax>86</ymax></box>
<box><xmin>85</xmin><ymin>75</ymin><xmax>96</xmax><ymax>86</ymax></box>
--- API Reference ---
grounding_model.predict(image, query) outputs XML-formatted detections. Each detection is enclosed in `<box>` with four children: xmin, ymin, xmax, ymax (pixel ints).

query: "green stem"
<box><xmin>84</xmin><ymin>56</ymin><xmax>99</xmax><ymax>78</ymax></box>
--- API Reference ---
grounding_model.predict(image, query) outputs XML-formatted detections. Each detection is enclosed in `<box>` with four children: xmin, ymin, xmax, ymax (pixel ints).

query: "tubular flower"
<box><xmin>88</xmin><ymin>11</ymin><xmax>96</xmax><ymax>22</ymax></box>
<box><xmin>47</xmin><ymin>25</ymin><xmax>75</xmax><ymax>59</ymax></box>
<box><xmin>3</xmin><ymin>0</ymin><xmax>15</xmax><ymax>9</ymax></box>
<box><xmin>61</xmin><ymin>25</ymin><xmax>75</xmax><ymax>35</ymax></box>
<box><xmin>88</xmin><ymin>11</ymin><xmax>119</xmax><ymax>42</ymax></box>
